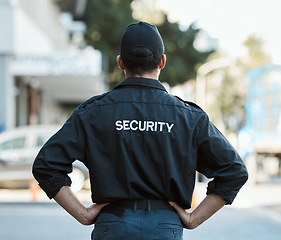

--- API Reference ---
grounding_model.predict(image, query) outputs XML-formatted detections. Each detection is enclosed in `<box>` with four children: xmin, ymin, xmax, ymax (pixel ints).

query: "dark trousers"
<box><xmin>91</xmin><ymin>200</ymin><xmax>183</xmax><ymax>240</ymax></box>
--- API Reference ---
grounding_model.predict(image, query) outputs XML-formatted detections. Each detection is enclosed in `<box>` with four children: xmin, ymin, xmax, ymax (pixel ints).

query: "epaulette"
<box><xmin>78</xmin><ymin>92</ymin><xmax>109</xmax><ymax>109</ymax></box>
<box><xmin>175</xmin><ymin>96</ymin><xmax>203</xmax><ymax>111</ymax></box>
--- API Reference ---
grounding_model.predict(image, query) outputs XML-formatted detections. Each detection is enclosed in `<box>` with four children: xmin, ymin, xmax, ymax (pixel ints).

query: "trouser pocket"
<box><xmin>157</xmin><ymin>222</ymin><xmax>183</xmax><ymax>239</ymax></box>
<box><xmin>92</xmin><ymin>220</ymin><xmax>126</xmax><ymax>240</ymax></box>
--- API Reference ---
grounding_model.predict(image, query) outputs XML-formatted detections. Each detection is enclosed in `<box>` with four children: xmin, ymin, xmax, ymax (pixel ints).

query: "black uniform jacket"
<box><xmin>32</xmin><ymin>77</ymin><xmax>248</xmax><ymax>209</ymax></box>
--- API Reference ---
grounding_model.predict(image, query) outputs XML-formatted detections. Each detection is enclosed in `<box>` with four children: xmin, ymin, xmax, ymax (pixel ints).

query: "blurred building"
<box><xmin>0</xmin><ymin>0</ymin><xmax>108</xmax><ymax>131</ymax></box>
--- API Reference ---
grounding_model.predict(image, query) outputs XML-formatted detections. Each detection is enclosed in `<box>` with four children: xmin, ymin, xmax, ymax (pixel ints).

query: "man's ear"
<box><xmin>159</xmin><ymin>54</ymin><xmax>166</xmax><ymax>70</ymax></box>
<box><xmin>117</xmin><ymin>55</ymin><xmax>125</xmax><ymax>70</ymax></box>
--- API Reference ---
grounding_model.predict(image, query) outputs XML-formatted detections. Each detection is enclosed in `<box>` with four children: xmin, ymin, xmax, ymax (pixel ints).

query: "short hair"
<box><xmin>122</xmin><ymin>47</ymin><xmax>161</xmax><ymax>75</ymax></box>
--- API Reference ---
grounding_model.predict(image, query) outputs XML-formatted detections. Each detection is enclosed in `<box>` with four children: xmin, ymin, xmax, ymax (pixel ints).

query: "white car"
<box><xmin>0</xmin><ymin>125</ymin><xmax>89</xmax><ymax>192</ymax></box>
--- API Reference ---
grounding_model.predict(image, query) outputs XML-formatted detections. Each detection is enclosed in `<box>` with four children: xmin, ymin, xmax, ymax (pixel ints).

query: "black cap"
<box><xmin>120</xmin><ymin>21</ymin><xmax>164</xmax><ymax>65</ymax></box>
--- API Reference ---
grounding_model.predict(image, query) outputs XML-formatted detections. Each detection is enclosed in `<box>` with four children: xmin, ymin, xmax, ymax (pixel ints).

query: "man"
<box><xmin>33</xmin><ymin>21</ymin><xmax>248</xmax><ymax>239</ymax></box>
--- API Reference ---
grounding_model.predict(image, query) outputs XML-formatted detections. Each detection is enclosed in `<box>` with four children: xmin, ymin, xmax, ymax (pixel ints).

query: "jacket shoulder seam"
<box><xmin>78</xmin><ymin>92</ymin><xmax>110</xmax><ymax>111</ymax></box>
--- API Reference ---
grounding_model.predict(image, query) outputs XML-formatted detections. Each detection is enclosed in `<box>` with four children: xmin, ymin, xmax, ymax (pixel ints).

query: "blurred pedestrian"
<box><xmin>32</xmin><ymin>21</ymin><xmax>248</xmax><ymax>240</ymax></box>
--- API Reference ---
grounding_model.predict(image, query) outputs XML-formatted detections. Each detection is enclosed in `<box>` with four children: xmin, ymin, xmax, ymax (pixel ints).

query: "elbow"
<box><xmin>32</xmin><ymin>158</ymin><xmax>42</xmax><ymax>180</ymax></box>
<box><xmin>32</xmin><ymin>163</ymin><xmax>39</xmax><ymax>182</ymax></box>
<box><xmin>240</xmin><ymin>165</ymin><xmax>249</xmax><ymax>185</ymax></box>
<box><xmin>243</xmin><ymin>171</ymin><xmax>249</xmax><ymax>185</ymax></box>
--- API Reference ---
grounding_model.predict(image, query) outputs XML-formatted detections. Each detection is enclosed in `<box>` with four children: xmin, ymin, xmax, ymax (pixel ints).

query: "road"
<box><xmin>1</xmin><ymin>179</ymin><xmax>281</xmax><ymax>240</ymax></box>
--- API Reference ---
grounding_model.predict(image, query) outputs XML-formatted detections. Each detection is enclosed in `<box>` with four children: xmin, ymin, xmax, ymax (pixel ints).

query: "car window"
<box><xmin>0</xmin><ymin>137</ymin><xmax>25</xmax><ymax>150</ymax></box>
<box><xmin>36</xmin><ymin>134</ymin><xmax>52</xmax><ymax>147</ymax></box>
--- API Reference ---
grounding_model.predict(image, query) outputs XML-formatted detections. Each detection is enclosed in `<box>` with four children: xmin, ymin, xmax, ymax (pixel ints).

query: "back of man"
<box><xmin>78</xmin><ymin>77</ymin><xmax>201</xmax><ymax>208</ymax></box>
<box><xmin>33</xmin><ymin>21</ymin><xmax>248</xmax><ymax>240</ymax></box>
<box><xmin>84</xmin><ymin>77</ymin><xmax>193</xmax><ymax>239</ymax></box>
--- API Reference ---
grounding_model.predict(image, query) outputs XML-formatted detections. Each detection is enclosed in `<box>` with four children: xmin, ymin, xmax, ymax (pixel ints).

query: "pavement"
<box><xmin>194</xmin><ymin>177</ymin><xmax>281</xmax><ymax>213</ymax></box>
<box><xmin>1</xmin><ymin>178</ymin><xmax>281</xmax><ymax>240</ymax></box>
<box><xmin>0</xmin><ymin>185</ymin><xmax>92</xmax><ymax>204</ymax></box>
<box><xmin>1</xmin><ymin>176</ymin><xmax>281</xmax><ymax>211</ymax></box>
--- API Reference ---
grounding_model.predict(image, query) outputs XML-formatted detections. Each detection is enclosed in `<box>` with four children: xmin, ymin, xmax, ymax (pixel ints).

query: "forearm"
<box><xmin>54</xmin><ymin>186</ymin><xmax>108</xmax><ymax>225</ymax></box>
<box><xmin>189</xmin><ymin>193</ymin><xmax>226</xmax><ymax>228</ymax></box>
<box><xmin>170</xmin><ymin>193</ymin><xmax>226</xmax><ymax>229</ymax></box>
<box><xmin>54</xmin><ymin>186</ymin><xmax>91</xmax><ymax>225</ymax></box>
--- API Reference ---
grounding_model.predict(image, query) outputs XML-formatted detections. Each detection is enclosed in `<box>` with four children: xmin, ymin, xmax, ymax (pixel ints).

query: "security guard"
<box><xmin>33</xmin><ymin>22</ymin><xmax>248</xmax><ymax>239</ymax></box>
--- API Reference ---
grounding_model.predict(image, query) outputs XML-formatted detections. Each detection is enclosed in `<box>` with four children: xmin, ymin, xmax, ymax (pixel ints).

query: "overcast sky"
<box><xmin>156</xmin><ymin>0</ymin><xmax>281</xmax><ymax>64</ymax></box>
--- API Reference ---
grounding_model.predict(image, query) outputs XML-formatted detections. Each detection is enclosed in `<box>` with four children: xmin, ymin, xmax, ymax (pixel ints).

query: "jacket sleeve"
<box><xmin>32</xmin><ymin>108</ymin><xmax>86</xmax><ymax>199</ymax></box>
<box><xmin>196</xmin><ymin>113</ymin><xmax>248</xmax><ymax>204</ymax></box>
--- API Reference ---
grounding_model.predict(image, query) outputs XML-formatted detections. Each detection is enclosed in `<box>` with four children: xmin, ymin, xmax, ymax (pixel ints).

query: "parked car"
<box><xmin>0</xmin><ymin>125</ymin><xmax>89</xmax><ymax>192</ymax></box>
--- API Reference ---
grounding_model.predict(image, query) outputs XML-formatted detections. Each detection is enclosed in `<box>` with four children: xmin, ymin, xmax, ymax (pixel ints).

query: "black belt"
<box><xmin>102</xmin><ymin>199</ymin><xmax>175</xmax><ymax>215</ymax></box>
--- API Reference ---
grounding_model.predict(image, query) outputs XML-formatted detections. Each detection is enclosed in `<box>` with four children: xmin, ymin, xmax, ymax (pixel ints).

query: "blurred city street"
<box><xmin>1</xmin><ymin>178</ymin><xmax>281</xmax><ymax>240</ymax></box>
<box><xmin>1</xmin><ymin>1</ymin><xmax>281</xmax><ymax>240</ymax></box>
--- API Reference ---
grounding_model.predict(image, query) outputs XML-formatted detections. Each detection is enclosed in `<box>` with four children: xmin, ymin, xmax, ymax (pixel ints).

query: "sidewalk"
<box><xmin>191</xmin><ymin>176</ymin><xmax>281</xmax><ymax>213</ymax></box>
<box><xmin>1</xmin><ymin>179</ymin><xmax>281</xmax><ymax>240</ymax></box>
<box><xmin>0</xmin><ymin>187</ymin><xmax>92</xmax><ymax>204</ymax></box>
<box><xmin>1</xmin><ymin>178</ymin><xmax>281</xmax><ymax>212</ymax></box>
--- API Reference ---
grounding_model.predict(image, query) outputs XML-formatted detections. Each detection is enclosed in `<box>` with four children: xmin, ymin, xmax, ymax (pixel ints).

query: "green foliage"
<box><xmin>83</xmin><ymin>0</ymin><xmax>134</xmax><ymax>57</ymax></box>
<box><xmin>215</xmin><ymin>73</ymin><xmax>245</xmax><ymax>129</ymax></box>
<box><xmin>80</xmin><ymin>0</ymin><xmax>214</xmax><ymax>87</ymax></box>
<box><xmin>81</xmin><ymin>0</ymin><xmax>134</xmax><ymax>86</ymax></box>
<box><xmin>157</xmin><ymin>16</ymin><xmax>214</xmax><ymax>85</ymax></box>
<box><xmin>243</xmin><ymin>34</ymin><xmax>271</xmax><ymax>69</ymax></box>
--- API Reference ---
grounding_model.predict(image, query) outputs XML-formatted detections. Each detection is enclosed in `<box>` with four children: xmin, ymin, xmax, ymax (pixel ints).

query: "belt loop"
<box><xmin>133</xmin><ymin>200</ymin><xmax>137</xmax><ymax>212</ymax></box>
<box><xmin>147</xmin><ymin>200</ymin><xmax>151</xmax><ymax>212</ymax></box>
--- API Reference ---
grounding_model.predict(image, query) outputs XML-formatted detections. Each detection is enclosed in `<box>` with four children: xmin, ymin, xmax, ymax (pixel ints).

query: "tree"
<box><xmin>243</xmin><ymin>34</ymin><xmax>271</xmax><ymax>69</ymax></box>
<box><xmin>157</xmin><ymin>16</ymin><xmax>214</xmax><ymax>86</ymax></box>
<box><xmin>81</xmin><ymin>0</ymin><xmax>134</xmax><ymax>86</ymax></box>
<box><xmin>80</xmin><ymin>0</ymin><xmax>214</xmax><ymax>88</ymax></box>
<box><xmin>206</xmin><ymin>35</ymin><xmax>272</xmax><ymax>133</ymax></box>
<box><xmin>207</xmin><ymin>66</ymin><xmax>246</xmax><ymax>133</ymax></box>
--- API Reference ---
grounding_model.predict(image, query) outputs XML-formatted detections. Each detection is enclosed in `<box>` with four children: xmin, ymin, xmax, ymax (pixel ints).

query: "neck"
<box><xmin>125</xmin><ymin>70</ymin><xmax>160</xmax><ymax>80</ymax></box>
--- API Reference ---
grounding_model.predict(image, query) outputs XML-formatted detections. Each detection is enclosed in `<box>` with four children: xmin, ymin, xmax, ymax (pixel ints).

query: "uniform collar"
<box><xmin>113</xmin><ymin>77</ymin><xmax>168</xmax><ymax>92</ymax></box>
